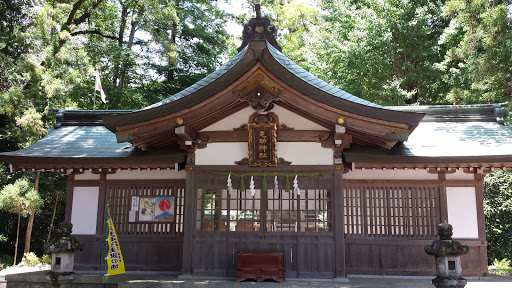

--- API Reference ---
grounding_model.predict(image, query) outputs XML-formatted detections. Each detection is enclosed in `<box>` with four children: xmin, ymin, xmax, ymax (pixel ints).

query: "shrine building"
<box><xmin>2</xmin><ymin>8</ymin><xmax>511</xmax><ymax>280</ymax></box>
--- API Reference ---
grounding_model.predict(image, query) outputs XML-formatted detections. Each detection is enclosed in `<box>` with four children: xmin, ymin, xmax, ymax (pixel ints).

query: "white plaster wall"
<box><xmin>195</xmin><ymin>142</ymin><xmax>332</xmax><ymax>165</ymax></box>
<box><xmin>271</xmin><ymin>105</ymin><xmax>327</xmax><ymax>130</ymax></box>
<box><xmin>71</xmin><ymin>187</ymin><xmax>99</xmax><ymax>235</ymax></box>
<box><xmin>201</xmin><ymin>104</ymin><xmax>327</xmax><ymax>132</ymax></box>
<box><xmin>276</xmin><ymin>142</ymin><xmax>332</xmax><ymax>165</ymax></box>
<box><xmin>201</xmin><ymin>106</ymin><xmax>253</xmax><ymax>131</ymax></box>
<box><xmin>195</xmin><ymin>143</ymin><xmax>247</xmax><ymax>165</ymax></box>
<box><xmin>446</xmin><ymin>169</ymin><xmax>476</xmax><ymax>180</ymax></box>
<box><xmin>74</xmin><ymin>170</ymin><xmax>100</xmax><ymax>180</ymax></box>
<box><xmin>107</xmin><ymin>169</ymin><xmax>186</xmax><ymax>180</ymax></box>
<box><xmin>446</xmin><ymin>187</ymin><xmax>479</xmax><ymax>239</ymax></box>
<box><xmin>344</xmin><ymin>169</ymin><xmax>439</xmax><ymax>180</ymax></box>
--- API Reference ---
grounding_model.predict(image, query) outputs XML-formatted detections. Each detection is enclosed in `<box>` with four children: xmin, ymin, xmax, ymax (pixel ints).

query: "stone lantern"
<box><xmin>45</xmin><ymin>222</ymin><xmax>82</xmax><ymax>286</ymax></box>
<box><xmin>425</xmin><ymin>221</ymin><xmax>469</xmax><ymax>288</ymax></box>
<box><xmin>46</xmin><ymin>222</ymin><xmax>80</xmax><ymax>272</ymax></box>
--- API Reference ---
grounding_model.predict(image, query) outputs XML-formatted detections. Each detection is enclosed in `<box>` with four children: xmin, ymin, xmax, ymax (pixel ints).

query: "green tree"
<box><xmin>314</xmin><ymin>0</ymin><xmax>450</xmax><ymax>105</ymax></box>
<box><xmin>484</xmin><ymin>170</ymin><xmax>512</xmax><ymax>263</ymax></box>
<box><xmin>440</xmin><ymin>0</ymin><xmax>512</xmax><ymax>104</ymax></box>
<box><xmin>0</xmin><ymin>178</ymin><xmax>42</xmax><ymax>265</ymax></box>
<box><xmin>0</xmin><ymin>0</ymin><xmax>231</xmax><ymax>261</ymax></box>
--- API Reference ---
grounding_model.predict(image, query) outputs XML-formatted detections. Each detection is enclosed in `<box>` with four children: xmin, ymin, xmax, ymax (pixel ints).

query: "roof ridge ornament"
<box><xmin>237</xmin><ymin>4</ymin><xmax>282</xmax><ymax>52</ymax></box>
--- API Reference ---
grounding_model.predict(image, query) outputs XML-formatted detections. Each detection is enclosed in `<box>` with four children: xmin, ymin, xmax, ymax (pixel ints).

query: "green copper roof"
<box><xmin>0</xmin><ymin>126</ymin><xmax>185</xmax><ymax>169</ymax></box>
<box><xmin>344</xmin><ymin>104</ymin><xmax>512</xmax><ymax>164</ymax></box>
<box><xmin>266</xmin><ymin>42</ymin><xmax>386</xmax><ymax>110</ymax></box>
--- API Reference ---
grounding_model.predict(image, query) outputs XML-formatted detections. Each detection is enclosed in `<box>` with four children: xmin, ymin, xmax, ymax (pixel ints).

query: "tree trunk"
<box><xmin>23</xmin><ymin>170</ymin><xmax>40</xmax><ymax>255</ymax></box>
<box><xmin>47</xmin><ymin>190</ymin><xmax>60</xmax><ymax>242</ymax></box>
<box><xmin>113</xmin><ymin>6</ymin><xmax>129</xmax><ymax>86</ymax></box>
<box><xmin>23</xmin><ymin>211</ymin><xmax>34</xmax><ymax>255</ymax></box>
<box><xmin>119</xmin><ymin>19</ymin><xmax>138</xmax><ymax>89</ymax></box>
<box><xmin>14</xmin><ymin>213</ymin><xmax>20</xmax><ymax>266</ymax></box>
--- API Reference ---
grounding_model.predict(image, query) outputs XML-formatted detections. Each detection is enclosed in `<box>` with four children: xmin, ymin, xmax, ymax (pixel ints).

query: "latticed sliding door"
<box><xmin>192</xmin><ymin>172</ymin><xmax>335</xmax><ymax>278</ymax></box>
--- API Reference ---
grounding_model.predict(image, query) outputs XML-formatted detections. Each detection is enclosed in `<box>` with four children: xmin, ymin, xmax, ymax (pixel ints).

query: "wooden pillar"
<box><xmin>474</xmin><ymin>172</ymin><xmax>489</xmax><ymax>277</ymax></box>
<box><xmin>181</xmin><ymin>167</ymin><xmax>196</xmax><ymax>275</ymax></box>
<box><xmin>96</xmin><ymin>173</ymin><xmax>107</xmax><ymax>235</ymax></box>
<box><xmin>65</xmin><ymin>174</ymin><xmax>75</xmax><ymax>223</ymax></box>
<box><xmin>333</xmin><ymin>166</ymin><xmax>346</xmax><ymax>279</ymax></box>
<box><xmin>438</xmin><ymin>172</ymin><xmax>448</xmax><ymax>222</ymax></box>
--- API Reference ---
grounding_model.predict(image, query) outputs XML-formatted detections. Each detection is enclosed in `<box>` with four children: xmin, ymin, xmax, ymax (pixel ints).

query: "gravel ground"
<box><xmin>1</xmin><ymin>266</ymin><xmax>511</xmax><ymax>288</ymax></box>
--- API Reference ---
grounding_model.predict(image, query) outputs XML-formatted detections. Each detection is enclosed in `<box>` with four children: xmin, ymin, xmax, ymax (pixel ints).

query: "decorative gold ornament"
<box><xmin>336</xmin><ymin>117</ymin><xmax>345</xmax><ymax>125</ymax></box>
<box><xmin>176</xmin><ymin>118</ymin><xmax>184</xmax><ymax>125</ymax></box>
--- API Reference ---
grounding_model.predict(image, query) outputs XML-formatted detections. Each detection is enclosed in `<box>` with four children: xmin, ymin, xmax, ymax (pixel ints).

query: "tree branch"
<box><xmin>65</xmin><ymin>0</ymin><xmax>87</xmax><ymax>27</ymax></box>
<box><xmin>70</xmin><ymin>30</ymin><xmax>118</xmax><ymax>40</ymax></box>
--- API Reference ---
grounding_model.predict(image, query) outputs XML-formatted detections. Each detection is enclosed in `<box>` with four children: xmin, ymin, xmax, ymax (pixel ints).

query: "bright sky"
<box><xmin>215</xmin><ymin>1</ymin><xmax>250</xmax><ymax>37</ymax></box>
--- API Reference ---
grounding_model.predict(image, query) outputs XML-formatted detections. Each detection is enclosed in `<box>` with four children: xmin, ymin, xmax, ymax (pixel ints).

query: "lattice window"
<box><xmin>106</xmin><ymin>181</ymin><xmax>185</xmax><ymax>235</ymax></box>
<box><xmin>195</xmin><ymin>175</ymin><xmax>332</xmax><ymax>232</ymax></box>
<box><xmin>344</xmin><ymin>184</ymin><xmax>439</xmax><ymax>238</ymax></box>
<box><xmin>196</xmin><ymin>188</ymin><xmax>261</xmax><ymax>232</ymax></box>
<box><xmin>267</xmin><ymin>189</ymin><xmax>331</xmax><ymax>232</ymax></box>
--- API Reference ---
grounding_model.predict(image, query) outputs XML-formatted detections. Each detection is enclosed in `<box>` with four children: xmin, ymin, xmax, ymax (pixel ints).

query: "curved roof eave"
<box><xmin>102</xmin><ymin>41</ymin><xmax>424</xmax><ymax>132</ymax></box>
<box><xmin>102</xmin><ymin>44</ymin><xmax>255</xmax><ymax>131</ymax></box>
<box><xmin>260</xmin><ymin>42</ymin><xmax>424</xmax><ymax>128</ymax></box>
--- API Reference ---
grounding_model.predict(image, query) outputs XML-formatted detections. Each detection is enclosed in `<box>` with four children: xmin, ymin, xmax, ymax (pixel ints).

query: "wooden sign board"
<box><xmin>129</xmin><ymin>196</ymin><xmax>175</xmax><ymax>223</ymax></box>
<box><xmin>248</xmin><ymin>123</ymin><xmax>277</xmax><ymax>167</ymax></box>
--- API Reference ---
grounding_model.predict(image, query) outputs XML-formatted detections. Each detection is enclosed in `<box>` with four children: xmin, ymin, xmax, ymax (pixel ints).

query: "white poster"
<box><xmin>131</xmin><ymin>196</ymin><xmax>139</xmax><ymax>211</ymax></box>
<box><xmin>128</xmin><ymin>210</ymin><xmax>136</xmax><ymax>223</ymax></box>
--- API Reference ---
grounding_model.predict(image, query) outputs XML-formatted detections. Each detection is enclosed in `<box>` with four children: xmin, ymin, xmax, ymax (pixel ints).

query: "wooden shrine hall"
<box><xmin>2</xmin><ymin>7</ymin><xmax>512</xmax><ymax>280</ymax></box>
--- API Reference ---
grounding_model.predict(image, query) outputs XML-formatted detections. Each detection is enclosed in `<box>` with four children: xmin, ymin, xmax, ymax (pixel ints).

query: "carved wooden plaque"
<box><xmin>248</xmin><ymin>123</ymin><xmax>277</xmax><ymax>167</ymax></box>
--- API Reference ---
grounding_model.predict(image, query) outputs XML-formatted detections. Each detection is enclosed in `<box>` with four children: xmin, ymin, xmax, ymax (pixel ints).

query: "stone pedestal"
<box><xmin>432</xmin><ymin>277</ymin><xmax>467</xmax><ymax>288</ymax></box>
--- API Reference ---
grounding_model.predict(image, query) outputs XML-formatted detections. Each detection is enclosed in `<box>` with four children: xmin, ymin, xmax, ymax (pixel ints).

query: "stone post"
<box><xmin>425</xmin><ymin>221</ymin><xmax>469</xmax><ymax>288</ymax></box>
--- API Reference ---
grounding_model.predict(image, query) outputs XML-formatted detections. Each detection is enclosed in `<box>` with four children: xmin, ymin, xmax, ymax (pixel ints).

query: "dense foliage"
<box><xmin>1</xmin><ymin>0</ymin><xmax>512</xmax><ymax>263</ymax></box>
<box><xmin>0</xmin><ymin>0</ymin><xmax>230</xmax><ymax>263</ymax></box>
<box><xmin>250</xmin><ymin>0</ymin><xmax>512</xmax><ymax>106</ymax></box>
<box><xmin>484</xmin><ymin>170</ymin><xmax>512</xmax><ymax>263</ymax></box>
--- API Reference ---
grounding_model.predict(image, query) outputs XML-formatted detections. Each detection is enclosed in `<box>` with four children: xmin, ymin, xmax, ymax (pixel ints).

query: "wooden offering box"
<box><xmin>236</xmin><ymin>251</ymin><xmax>285</xmax><ymax>282</ymax></box>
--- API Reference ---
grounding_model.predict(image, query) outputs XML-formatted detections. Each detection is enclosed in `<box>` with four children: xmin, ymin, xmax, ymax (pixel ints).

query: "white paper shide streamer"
<box><xmin>274</xmin><ymin>176</ymin><xmax>279</xmax><ymax>194</ymax></box>
<box><xmin>249</xmin><ymin>176</ymin><xmax>256</xmax><ymax>196</ymax></box>
<box><xmin>293</xmin><ymin>175</ymin><xmax>300</xmax><ymax>195</ymax></box>
<box><xmin>227</xmin><ymin>174</ymin><xmax>233</xmax><ymax>193</ymax></box>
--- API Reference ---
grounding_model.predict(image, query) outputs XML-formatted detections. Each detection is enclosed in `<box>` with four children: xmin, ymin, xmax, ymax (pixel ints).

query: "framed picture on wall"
<box><xmin>129</xmin><ymin>196</ymin><xmax>175</xmax><ymax>223</ymax></box>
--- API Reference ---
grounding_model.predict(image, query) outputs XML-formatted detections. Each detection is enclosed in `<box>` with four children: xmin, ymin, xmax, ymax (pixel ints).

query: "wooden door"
<box><xmin>191</xmin><ymin>173</ymin><xmax>335</xmax><ymax>279</ymax></box>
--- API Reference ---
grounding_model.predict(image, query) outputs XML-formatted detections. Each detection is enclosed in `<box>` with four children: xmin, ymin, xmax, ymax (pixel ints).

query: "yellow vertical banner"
<box><xmin>106</xmin><ymin>212</ymin><xmax>125</xmax><ymax>275</ymax></box>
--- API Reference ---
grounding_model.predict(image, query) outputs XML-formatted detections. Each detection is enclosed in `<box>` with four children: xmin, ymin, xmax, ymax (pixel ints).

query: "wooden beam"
<box><xmin>196</xmin><ymin>129</ymin><xmax>333</xmax><ymax>144</ymax></box>
<box><xmin>175</xmin><ymin>125</ymin><xmax>195</xmax><ymax>142</ymax></box>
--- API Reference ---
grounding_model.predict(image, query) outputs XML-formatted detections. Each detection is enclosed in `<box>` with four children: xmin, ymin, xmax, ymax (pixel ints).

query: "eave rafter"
<box><xmin>350</xmin><ymin>162</ymin><xmax>512</xmax><ymax>171</ymax></box>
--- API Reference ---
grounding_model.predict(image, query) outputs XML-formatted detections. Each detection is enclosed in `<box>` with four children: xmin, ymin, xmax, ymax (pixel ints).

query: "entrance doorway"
<box><xmin>191</xmin><ymin>173</ymin><xmax>335</xmax><ymax>278</ymax></box>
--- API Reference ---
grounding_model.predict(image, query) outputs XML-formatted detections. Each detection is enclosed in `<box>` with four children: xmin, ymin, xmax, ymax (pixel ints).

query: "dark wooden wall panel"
<box><xmin>121</xmin><ymin>235</ymin><xmax>184</xmax><ymax>271</ymax></box>
<box><xmin>345</xmin><ymin>238</ymin><xmax>487</xmax><ymax>277</ymax></box>
<box><xmin>191</xmin><ymin>232</ymin><xmax>336</xmax><ymax>279</ymax></box>
<box><xmin>73</xmin><ymin>235</ymin><xmax>105</xmax><ymax>271</ymax></box>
